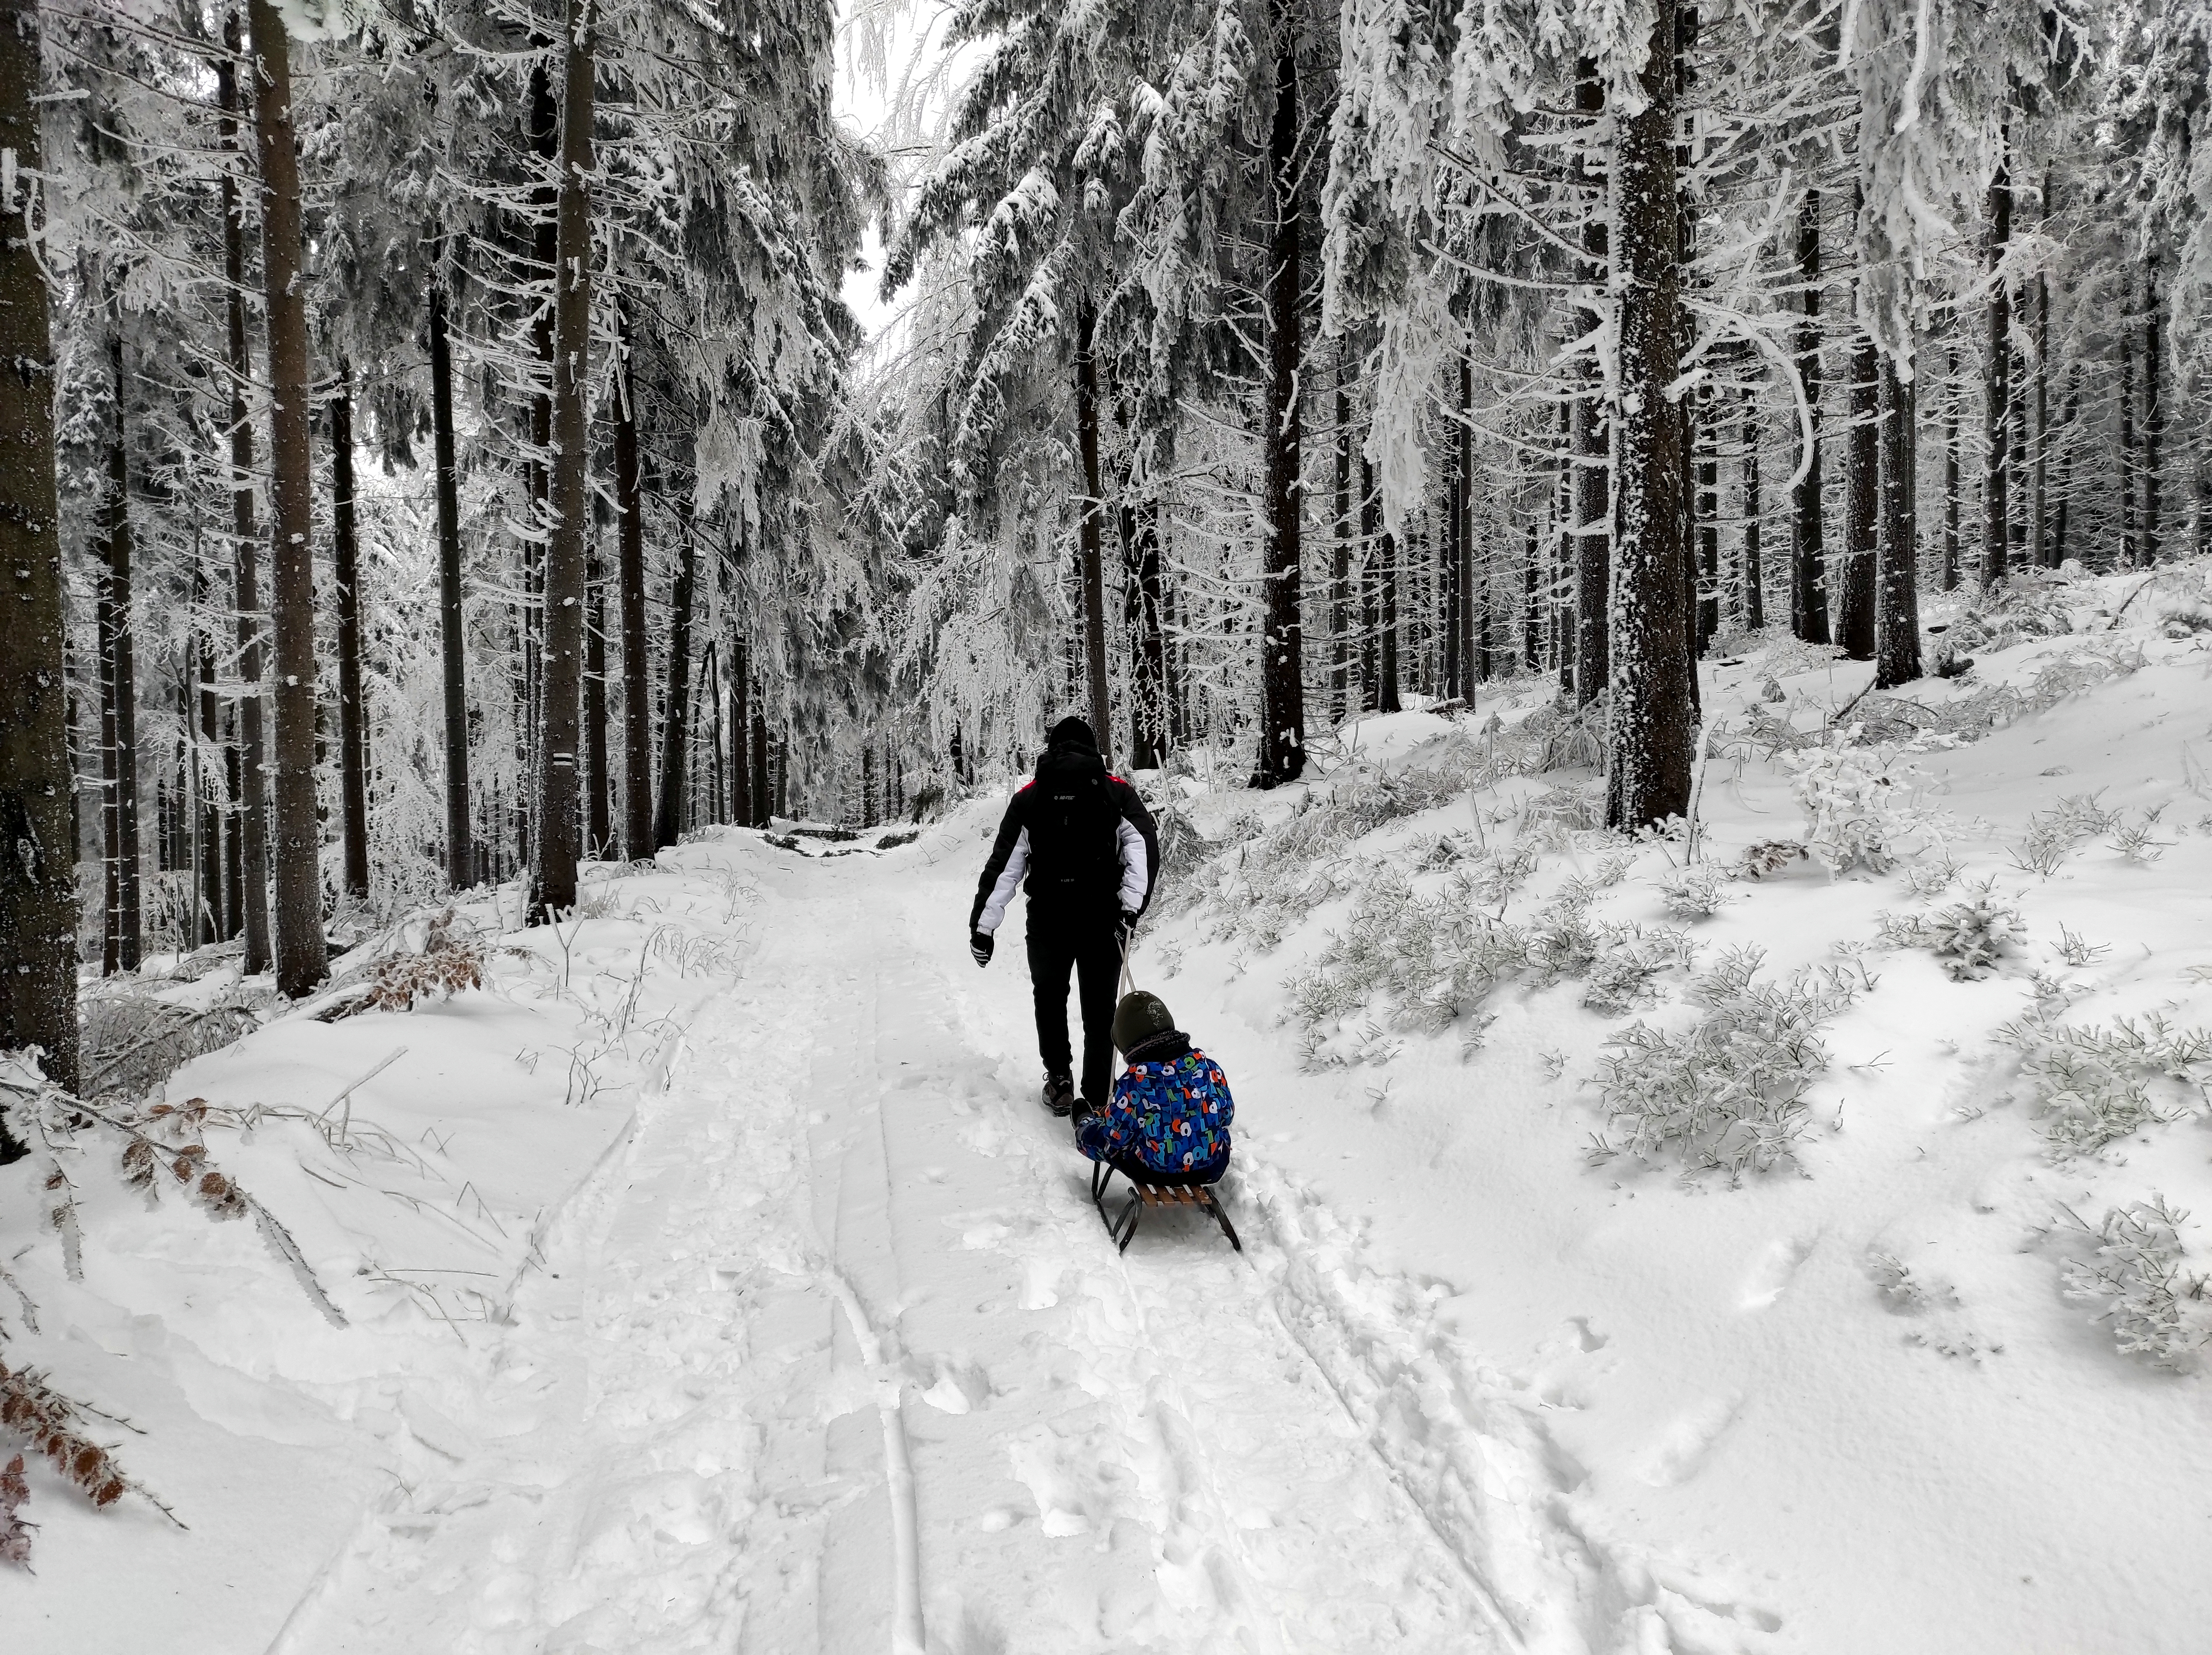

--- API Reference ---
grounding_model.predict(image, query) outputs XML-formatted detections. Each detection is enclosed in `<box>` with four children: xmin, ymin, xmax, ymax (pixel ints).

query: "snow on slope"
<box><xmin>7</xmin><ymin>562</ymin><xmax>2212</xmax><ymax>1653</ymax></box>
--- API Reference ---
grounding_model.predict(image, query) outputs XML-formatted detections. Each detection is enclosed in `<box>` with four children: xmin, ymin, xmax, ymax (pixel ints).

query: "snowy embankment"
<box><xmin>7</xmin><ymin>562</ymin><xmax>2212</xmax><ymax>1653</ymax></box>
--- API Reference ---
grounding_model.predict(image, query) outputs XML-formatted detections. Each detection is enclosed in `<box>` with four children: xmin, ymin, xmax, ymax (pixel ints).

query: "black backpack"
<box><xmin>1026</xmin><ymin>744</ymin><xmax>1120</xmax><ymax>899</ymax></box>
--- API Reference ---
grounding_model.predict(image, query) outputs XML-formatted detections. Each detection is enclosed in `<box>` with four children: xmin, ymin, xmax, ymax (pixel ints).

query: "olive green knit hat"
<box><xmin>1111</xmin><ymin>990</ymin><xmax>1176</xmax><ymax>1055</ymax></box>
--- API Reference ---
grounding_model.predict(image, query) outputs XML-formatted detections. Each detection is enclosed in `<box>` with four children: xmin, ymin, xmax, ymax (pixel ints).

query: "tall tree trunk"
<box><xmin>1942</xmin><ymin>340</ymin><xmax>1961</xmax><ymax>589</ymax></box>
<box><xmin>1131</xmin><ymin>496</ymin><xmax>1167</xmax><ymax>765</ymax></box>
<box><xmin>1257</xmin><ymin>4</ymin><xmax>1305</xmax><ymax>783</ymax></box>
<box><xmin>729</xmin><ymin>633</ymin><xmax>751</xmax><ymax>826</ymax></box>
<box><xmin>0</xmin><ymin>0</ymin><xmax>79</xmax><ymax>1107</ymax></box>
<box><xmin>750</xmin><ymin>703</ymin><xmax>768</xmax><ymax>828</ymax></box>
<box><xmin>2118</xmin><ymin>269</ymin><xmax>2136</xmax><ymax>568</ymax></box>
<box><xmin>520</xmin><ymin>53</ymin><xmax>559</xmax><ymax>881</ymax></box>
<box><xmin>1838</xmin><ymin>328</ymin><xmax>1878</xmax><ymax>659</ymax></box>
<box><xmin>1694</xmin><ymin>388</ymin><xmax>1719</xmax><ymax>650</ymax></box>
<box><xmin>1574</xmin><ymin>61</ymin><xmax>1611</xmax><ymax>706</ymax></box>
<box><xmin>1073</xmin><ymin>302</ymin><xmax>1112</xmax><ymax>757</ymax></box>
<box><xmin>1740</xmin><ymin>387</ymin><xmax>1763</xmax><ymax>631</ymax></box>
<box><xmin>653</xmin><ymin>521</ymin><xmax>696</xmax><ymax>849</ymax></box>
<box><xmin>246</xmin><ymin>0</ymin><xmax>328</xmax><ymax>996</ymax></box>
<box><xmin>2144</xmin><ymin>266</ymin><xmax>2163</xmax><ymax>566</ymax></box>
<box><xmin>1377</xmin><ymin>529</ymin><xmax>1400</xmax><ymax>713</ymax></box>
<box><xmin>1606</xmin><ymin>0</ymin><xmax>1693</xmax><ymax>832</ymax></box>
<box><xmin>584</xmin><ymin>525</ymin><xmax>611</xmax><ymax>857</ymax></box>
<box><xmin>1875</xmin><ymin>356</ymin><xmax>1922</xmax><ymax>688</ymax></box>
<box><xmin>2052</xmin><ymin>371</ymin><xmax>2077</xmax><ymax>566</ymax></box>
<box><xmin>1982</xmin><ymin>150</ymin><xmax>2012</xmax><ymax>586</ymax></box>
<box><xmin>1359</xmin><ymin>454</ymin><xmax>1379</xmax><ymax>706</ymax></box>
<box><xmin>1791</xmin><ymin>191</ymin><xmax>1828</xmax><ymax>643</ymax></box>
<box><xmin>102</xmin><ymin>319</ymin><xmax>141</xmax><ymax>972</ymax></box>
<box><xmin>428</xmin><ymin>246</ymin><xmax>472</xmax><ymax>890</ymax></box>
<box><xmin>1331</xmin><ymin>343</ymin><xmax>1352</xmax><ymax>723</ymax></box>
<box><xmin>195</xmin><ymin>564</ymin><xmax>223</xmax><ymax>948</ymax></box>
<box><xmin>220</xmin><ymin>35</ymin><xmax>267</xmax><ymax>966</ymax></box>
<box><xmin>2032</xmin><ymin>172</ymin><xmax>2052</xmax><ymax>567</ymax></box>
<box><xmin>1454</xmin><ymin>351</ymin><xmax>1476</xmax><ymax>705</ymax></box>
<box><xmin>615</xmin><ymin>361</ymin><xmax>652</xmax><ymax>858</ymax></box>
<box><xmin>330</xmin><ymin>362</ymin><xmax>369</xmax><ymax>903</ymax></box>
<box><xmin>529</xmin><ymin>0</ymin><xmax>594</xmax><ymax>923</ymax></box>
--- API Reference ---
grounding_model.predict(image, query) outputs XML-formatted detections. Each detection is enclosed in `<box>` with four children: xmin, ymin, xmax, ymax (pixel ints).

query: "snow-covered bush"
<box><xmin>1586</xmin><ymin>946</ymin><xmax>1858</xmax><ymax>1180</ymax></box>
<box><xmin>2010</xmin><ymin>792</ymin><xmax>2120</xmax><ymax>876</ymax></box>
<box><xmin>1785</xmin><ymin>743</ymin><xmax>1942</xmax><ymax>875</ymax></box>
<box><xmin>2108</xmin><ymin>810</ymin><xmax>2172</xmax><ymax>865</ymax></box>
<box><xmin>1877</xmin><ymin>891</ymin><xmax>2026</xmax><ymax>980</ymax></box>
<box><xmin>1997</xmin><ymin>1013</ymin><xmax>2212</xmax><ymax>1156</ymax></box>
<box><xmin>1948</xmin><ymin>574</ymin><xmax>2076</xmax><ymax>653</ymax></box>
<box><xmin>1656</xmin><ymin>864</ymin><xmax>1736</xmax><ymax>920</ymax></box>
<box><xmin>2057</xmin><ymin>1198</ymin><xmax>2208</xmax><ymax>1368</ymax></box>
<box><xmin>77</xmin><ymin>986</ymin><xmax>267</xmax><ymax>1101</ymax></box>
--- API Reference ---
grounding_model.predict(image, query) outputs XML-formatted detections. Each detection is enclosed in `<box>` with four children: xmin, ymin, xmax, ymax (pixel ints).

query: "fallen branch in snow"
<box><xmin>0</xmin><ymin>1357</ymin><xmax>185</xmax><ymax>1558</ymax></box>
<box><xmin>0</xmin><ymin>1057</ymin><xmax>348</xmax><ymax>1327</ymax></box>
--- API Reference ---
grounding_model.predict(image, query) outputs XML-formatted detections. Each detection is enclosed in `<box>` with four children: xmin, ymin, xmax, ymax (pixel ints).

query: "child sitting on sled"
<box><xmin>1075</xmin><ymin>990</ymin><xmax>1234</xmax><ymax>1184</ymax></box>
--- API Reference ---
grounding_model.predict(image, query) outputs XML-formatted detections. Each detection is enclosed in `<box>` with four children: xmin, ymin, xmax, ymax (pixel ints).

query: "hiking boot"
<box><xmin>1070</xmin><ymin>1094</ymin><xmax>1099</xmax><ymax>1128</ymax></box>
<box><xmin>1042</xmin><ymin>1072</ymin><xmax>1076</xmax><ymax>1116</ymax></box>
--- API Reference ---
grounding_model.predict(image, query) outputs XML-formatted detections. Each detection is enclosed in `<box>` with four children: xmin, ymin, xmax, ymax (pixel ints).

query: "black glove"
<box><xmin>970</xmin><ymin>930</ymin><xmax>993</xmax><ymax>967</ymax></box>
<box><xmin>1115</xmin><ymin>909</ymin><xmax>1137</xmax><ymax>948</ymax></box>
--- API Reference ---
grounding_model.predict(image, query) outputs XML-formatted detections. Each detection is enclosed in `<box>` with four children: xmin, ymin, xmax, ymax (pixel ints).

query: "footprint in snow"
<box><xmin>1635</xmin><ymin>1393</ymin><xmax>1742</xmax><ymax>1487</ymax></box>
<box><xmin>1739</xmin><ymin>1233</ymin><xmax>1818</xmax><ymax>1311</ymax></box>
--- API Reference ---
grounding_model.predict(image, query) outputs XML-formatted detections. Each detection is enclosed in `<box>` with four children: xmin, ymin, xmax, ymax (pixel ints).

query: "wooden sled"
<box><xmin>1090</xmin><ymin>1160</ymin><xmax>1242</xmax><ymax>1254</ymax></box>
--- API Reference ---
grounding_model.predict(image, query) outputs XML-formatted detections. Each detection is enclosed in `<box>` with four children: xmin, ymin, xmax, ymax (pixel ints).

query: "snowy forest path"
<box><xmin>264</xmin><ymin>834</ymin><xmax>1778</xmax><ymax>1655</ymax></box>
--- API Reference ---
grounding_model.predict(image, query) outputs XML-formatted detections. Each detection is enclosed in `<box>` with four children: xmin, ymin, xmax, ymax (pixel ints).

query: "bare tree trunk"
<box><xmin>1694</xmin><ymin>388</ymin><xmax>1719</xmax><ymax>650</ymax></box>
<box><xmin>529</xmin><ymin>0</ymin><xmax>594</xmax><ymax>923</ymax></box>
<box><xmin>1574</xmin><ymin>67</ymin><xmax>1611</xmax><ymax>706</ymax></box>
<box><xmin>1131</xmin><ymin>496</ymin><xmax>1167</xmax><ymax>765</ymax></box>
<box><xmin>1455</xmin><ymin>351</ymin><xmax>1476</xmax><ymax>704</ymax></box>
<box><xmin>2032</xmin><ymin>171</ymin><xmax>2052</xmax><ymax>568</ymax></box>
<box><xmin>1740</xmin><ymin>387</ymin><xmax>1763</xmax><ymax>631</ymax></box>
<box><xmin>750</xmin><ymin>703</ymin><xmax>768</xmax><ymax>828</ymax></box>
<box><xmin>1606</xmin><ymin>0</ymin><xmax>1693</xmax><ymax>832</ymax></box>
<box><xmin>1875</xmin><ymin>356</ymin><xmax>1922</xmax><ymax>688</ymax></box>
<box><xmin>1331</xmin><ymin>343</ymin><xmax>1351</xmax><ymax>723</ymax></box>
<box><xmin>1982</xmin><ymin>150</ymin><xmax>2012</xmax><ymax>586</ymax></box>
<box><xmin>102</xmin><ymin>320</ymin><xmax>141</xmax><ymax>972</ymax></box>
<box><xmin>1359</xmin><ymin>453</ymin><xmax>1379</xmax><ymax>706</ymax></box>
<box><xmin>2118</xmin><ymin>269</ymin><xmax>2136</xmax><ymax>569</ymax></box>
<box><xmin>1942</xmin><ymin>339</ymin><xmax>1961</xmax><ymax>589</ymax></box>
<box><xmin>584</xmin><ymin>526</ymin><xmax>611</xmax><ymax>857</ymax></box>
<box><xmin>730</xmin><ymin>633</ymin><xmax>751</xmax><ymax>826</ymax></box>
<box><xmin>1791</xmin><ymin>191</ymin><xmax>1828</xmax><ymax>643</ymax></box>
<box><xmin>1257</xmin><ymin>2</ymin><xmax>1306</xmax><ymax>783</ymax></box>
<box><xmin>0</xmin><ymin>0</ymin><xmax>79</xmax><ymax>1108</ymax></box>
<box><xmin>614</xmin><ymin>347</ymin><xmax>652</xmax><ymax>859</ymax></box>
<box><xmin>426</xmin><ymin>246</ymin><xmax>472</xmax><ymax>890</ymax></box>
<box><xmin>1378</xmin><ymin>529</ymin><xmax>1400</xmax><ymax>714</ymax></box>
<box><xmin>330</xmin><ymin>362</ymin><xmax>369</xmax><ymax>902</ymax></box>
<box><xmin>1073</xmin><ymin>301</ymin><xmax>1112</xmax><ymax>758</ymax></box>
<box><xmin>195</xmin><ymin>570</ymin><xmax>223</xmax><ymax>948</ymax></box>
<box><xmin>1838</xmin><ymin>328</ymin><xmax>1878</xmax><ymax>659</ymax></box>
<box><xmin>653</xmin><ymin>521</ymin><xmax>696</xmax><ymax>849</ymax></box>
<box><xmin>2144</xmin><ymin>266</ymin><xmax>2164</xmax><ymax>565</ymax></box>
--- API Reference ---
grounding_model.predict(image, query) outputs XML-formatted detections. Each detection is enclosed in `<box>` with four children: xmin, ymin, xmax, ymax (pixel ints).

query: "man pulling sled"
<box><xmin>969</xmin><ymin>716</ymin><xmax>1240</xmax><ymax>1251</ymax></box>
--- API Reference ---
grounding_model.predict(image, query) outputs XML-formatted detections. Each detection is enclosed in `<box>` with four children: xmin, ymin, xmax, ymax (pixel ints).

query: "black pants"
<box><xmin>1026</xmin><ymin>917</ymin><xmax>1121</xmax><ymax>1104</ymax></box>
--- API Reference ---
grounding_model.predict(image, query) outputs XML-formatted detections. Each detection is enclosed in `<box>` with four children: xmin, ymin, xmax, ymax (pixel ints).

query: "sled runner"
<box><xmin>1090</xmin><ymin>1160</ymin><xmax>1242</xmax><ymax>1254</ymax></box>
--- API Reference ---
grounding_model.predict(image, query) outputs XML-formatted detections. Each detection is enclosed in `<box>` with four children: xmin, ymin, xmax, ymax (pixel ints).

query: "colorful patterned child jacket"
<box><xmin>1078</xmin><ymin>1049</ymin><xmax>1234</xmax><ymax>1177</ymax></box>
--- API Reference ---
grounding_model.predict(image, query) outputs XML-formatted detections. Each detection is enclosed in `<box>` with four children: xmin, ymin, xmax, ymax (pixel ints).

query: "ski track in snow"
<box><xmin>269</xmin><ymin>842</ymin><xmax>1782</xmax><ymax>1655</ymax></box>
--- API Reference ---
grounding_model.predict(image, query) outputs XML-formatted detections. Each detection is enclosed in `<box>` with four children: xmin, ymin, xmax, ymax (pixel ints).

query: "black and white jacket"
<box><xmin>970</xmin><ymin>771</ymin><xmax>1160</xmax><ymax>936</ymax></box>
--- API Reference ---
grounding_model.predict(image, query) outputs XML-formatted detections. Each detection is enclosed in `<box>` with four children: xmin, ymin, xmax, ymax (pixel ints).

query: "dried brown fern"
<box><xmin>317</xmin><ymin>909</ymin><xmax>487</xmax><ymax>1022</ymax></box>
<box><xmin>0</xmin><ymin>1359</ymin><xmax>180</xmax><ymax>1541</ymax></box>
<box><xmin>1</xmin><ymin>1452</ymin><xmax>31</xmax><ymax>1566</ymax></box>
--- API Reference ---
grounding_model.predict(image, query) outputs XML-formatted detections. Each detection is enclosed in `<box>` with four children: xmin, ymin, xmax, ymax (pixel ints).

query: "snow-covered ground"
<box><xmin>10</xmin><ymin>563</ymin><xmax>2212</xmax><ymax>1653</ymax></box>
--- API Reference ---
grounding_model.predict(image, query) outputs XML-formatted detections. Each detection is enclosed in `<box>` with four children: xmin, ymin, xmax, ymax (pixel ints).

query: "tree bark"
<box><xmin>1838</xmin><ymin>328</ymin><xmax>1878</xmax><ymax>659</ymax></box>
<box><xmin>195</xmin><ymin>564</ymin><xmax>223</xmax><ymax>948</ymax></box>
<box><xmin>1257</xmin><ymin>6</ymin><xmax>1306</xmax><ymax>783</ymax></box>
<box><xmin>584</xmin><ymin>525</ymin><xmax>611</xmax><ymax>857</ymax></box>
<box><xmin>1942</xmin><ymin>340</ymin><xmax>1961</xmax><ymax>589</ymax></box>
<box><xmin>1740</xmin><ymin>388</ymin><xmax>1763</xmax><ymax>631</ymax></box>
<box><xmin>247</xmin><ymin>0</ymin><xmax>328</xmax><ymax>997</ymax></box>
<box><xmin>1331</xmin><ymin>342</ymin><xmax>1351</xmax><ymax>722</ymax></box>
<box><xmin>653</xmin><ymin>520</ymin><xmax>696</xmax><ymax>849</ymax></box>
<box><xmin>1454</xmin><ymin>351</ymin><xmax>1475</xmax><ymax>704</ymax></box>
<box><xmin>529</xmin><ymin>0</ymin><xmax>594</xmax><ymax>923</ymax></box>
<box><xmin>1874</xmin><ymin>356</ymin><xmax>1922</xmax><ymax>688</ymax></box>
<box><xmin>427</xmin><ymin>245</ymin><xmax>472</xmax><ymax>890</ymax></box>
<box><xmin>1131</xmin><ymin>496</ymin><xmax>1167</xmax><ymax>765</ymax></box>
<box><xmin>1073</xmin><ymin>301</ymin><xmax>1112</xmax><ymax>758</ymax></box>
<box><xmin>2144</xmin><ymin>266</ymin><xmax>2163</xmax><ymax>566</ymax></box>
<box><xmin>98</xmin><ymin>316</ymin><xmax>141</xmax><ymax>978</ymax></box>
<box><xmin>1790</xmin><ymin>191</ymin><xmax>1827</xmax><ymax>644</ymax></box>
<box><xmin>1982</xmin><ymin>150</ymin><xmax>2012</xmax><ymax>586</ymax></box>
<box><xmin>615</xmin><ymin>348</ymin><xmax>652</xmax><ymax>858</ymax></box>
<box><xmin>2118</xmin><ymin>269</ymin><xmax>2135</xmax><ymax>569</ymax></box>
<box><xmin>730</xmin><ymin>632</ymin><xmax>751</xmax><ymax>826</ymax></box>
<box><xmin>1359</xmin><ymin>454</ymin><xmax>1379</xmax><ymax>705</ymax></box>
<box><xmin>330</xmin><ymin>362</ymin><xmax>369</xmax><ymax>902</ymax></box>
<box><xmin>750</xmin><ymin>704</ymin><xmax>769</xmax><ymax>828</ymax></box>
<box><xmin>1377</xmin><ymin>529</ymin><xmax>1400</xmax><ymax>714</ymax></box>
<box><xmin>1606</xmin><ymin>0</ymin><xmax>1694</xmax><ymax>833</ymax></box>
<box><xmin>0</xmin><ymin>0</ymin><xmax>79</xmax><ymax>1106</ymax></box>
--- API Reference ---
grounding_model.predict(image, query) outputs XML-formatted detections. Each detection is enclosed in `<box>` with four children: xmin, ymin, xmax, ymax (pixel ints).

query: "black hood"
<box><xmin>1045</xmin><ymin>715</ymin><xmax>1098</xmax><ymax>754</ymax></box>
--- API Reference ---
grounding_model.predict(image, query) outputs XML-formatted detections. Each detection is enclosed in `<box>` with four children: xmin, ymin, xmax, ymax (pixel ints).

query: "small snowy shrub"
<box><xmin>2054</xmin><ymin>925</ymin><xmax>2109</xmax><ymax>967</ymax></box>
<box><xmin>1785</xmin><ymin>743</ymin><xmax>1941</xmax><ymax>875</ymax></box>
<box><xmin>2157</xmin><ymin>603</ymin><xmax>2212</xmax><ymax>639</ymax></box>
<box><xmin>2108</xmin><ymin>809</ymin><xmax>2172</xmax><ymax>865</ymax></box>
<box><xmin>2057</xmin><ymin>1198</ymin><xmax>2208</xmax><ymax>1367</ymax></box>
<box><xmin>1998</xmin><ymin>1013</ymin><xmax>2212</xmax><ymax>1155</ymax></box>
<box><xmin>1877</xmin><ymin>890</ymin><xmax>2026</xmax><ymax>980</ymax></box>
<box><xmin>1903</xmin><ymin>856</ymin><xmax>1961</xmax><ymax>899</ymax></box>
<box><xmin>1656</xmin><ymin>864</ymin><xmax>1736</xmax><ymax>920</ymax></box>
<box><xmin>2010</xmin><ymin>792</ymin><xmax>2121</xmax><ymax>876</ymax></box>
<box><xmin>1586</xmin><ymin>946</ymin><xmax>1858</xmax><ymax>1180</ymax></box>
